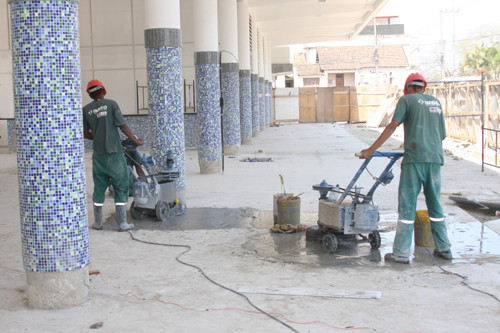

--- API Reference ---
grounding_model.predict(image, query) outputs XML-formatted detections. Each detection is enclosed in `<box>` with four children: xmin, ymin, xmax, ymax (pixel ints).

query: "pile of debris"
<box><xmin>270</xmin><ymin>224</ymin><xmax>312</xmax><ymax>234</ymax></box>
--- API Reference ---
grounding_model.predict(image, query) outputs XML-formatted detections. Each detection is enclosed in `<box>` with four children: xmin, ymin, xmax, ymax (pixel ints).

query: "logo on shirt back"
<box><xmin>418</xmin><ymin>99</ymin><xmax>442</xmax><ymax>114</ymax></box>
<box><xmin>87</xmin><ymin>105</ymin><xmax>108</xmax><ymax>118</ymax></box>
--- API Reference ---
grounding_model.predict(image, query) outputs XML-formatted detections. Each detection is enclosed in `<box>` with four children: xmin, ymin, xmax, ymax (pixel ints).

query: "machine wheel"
<box><xmin>155</xmin><ymin>200</ymin><xmax>170</xmax><ymax>221</ymax></box>
<box><xmin>369</xmin><ymin>230</ymin><xmax>381</xmax><ymax>249</ymax></box>
<box><xmin>130</xmin><ymin>201</ymin><xmax>142</xmax><ymax>220</ymax></box>
<box><xmin>322</xmin><ymin>233</ymin><xmax>338</xmax><ymax>254</ymax></box>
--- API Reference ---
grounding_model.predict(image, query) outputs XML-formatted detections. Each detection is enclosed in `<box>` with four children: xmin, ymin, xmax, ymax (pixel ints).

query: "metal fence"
<box><xmin>426</xmin><ymin>76</ymin><xmax>500</xmax><ymax>171</ymax></box>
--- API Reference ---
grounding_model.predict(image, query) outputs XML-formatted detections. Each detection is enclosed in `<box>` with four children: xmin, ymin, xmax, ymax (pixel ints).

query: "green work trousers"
<box><xmin>92</xmin><ymin>152</ymin><xmax>129</xmax><ymax>204</ymax></box>
<box><xmin>394</xmin><ymin>163</ymin><xmax>451</xmax><ymax>259</ymax></box>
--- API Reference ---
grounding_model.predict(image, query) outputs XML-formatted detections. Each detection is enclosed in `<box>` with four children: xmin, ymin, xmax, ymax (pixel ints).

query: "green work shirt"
<box><xmin>392</xmin><ymin>93</ymin><xmax>446</xmax><ymax>165</ymax></box>
<box><xmin>82</xmin><ymin>99</ymin><xmax>126</xmax><ymax>154</ymax></box>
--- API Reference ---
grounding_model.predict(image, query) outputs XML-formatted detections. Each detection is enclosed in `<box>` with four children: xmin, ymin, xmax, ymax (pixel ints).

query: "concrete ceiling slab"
<box><xmin>246</xmin><ymin>0</ymin><xmax>389</xmax><ymax>46</ymax></box>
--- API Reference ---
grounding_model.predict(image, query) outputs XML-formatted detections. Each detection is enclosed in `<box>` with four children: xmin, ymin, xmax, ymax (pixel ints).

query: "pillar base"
<box><xmin>252</xmin><ymin>130</ymin><xmax>259</xmax><ymax>137</ymax></box>
<box><xmin>224</xmin><ymin>144</ymin><xmax>240</xmax><ymax>156</ymax></box>
<box><xmin>25</xmin><ymin>267</ymin><xmax>89</xmax><ymax>309</ymax></box>
<box><xmin>199</xmin><ymin>160</ymin><xmax>222</xmax><ymax>174</ymax></box>
<box><xmin>241</xmin><ymin>136</ymin><xmax>252</xmax><ymax>145</ymax></box>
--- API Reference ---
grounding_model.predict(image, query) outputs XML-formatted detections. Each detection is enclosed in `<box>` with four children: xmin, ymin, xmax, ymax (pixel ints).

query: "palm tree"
<box><xmin>461</xmin><ymin>43</ymin><xmax>500</xmax><ymax>78</ymax></box>
<box><xmin>485</xmin><ymin>46</ymin><xmax>500</xmax><ymax>78</ymax></box>
<box><xmin>461</xmin><ymin>44</ymin><xmax>488</xmax><ymax>75</ymax></box>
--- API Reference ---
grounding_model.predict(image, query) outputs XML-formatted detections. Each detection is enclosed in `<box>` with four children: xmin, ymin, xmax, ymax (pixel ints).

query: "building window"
<box><xmin>303</xmin><ymin>78</ymin><xmax>319</xmax><ymax>86</ymax></box>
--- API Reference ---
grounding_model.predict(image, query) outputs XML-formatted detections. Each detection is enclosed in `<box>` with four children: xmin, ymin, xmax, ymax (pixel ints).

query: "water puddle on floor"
<box><xmin>245</xmin><ymin>215</ymin><xmax>500</xmax><ymax>267</ymax></box>
<box><xmin>448</xmin><ymin>221</ymin><xmax>500</xmax><ymax>259</ymax></box>
<box><xmin>103</xmin><ymin>207</ymin><xmax>254</xmax><ymax>231</ymax></box>
<box><xmin>245</xmin><ymin>228</ymin><xmax>391</xmax><ymax>267</ymax></box>
<box><xmin>122</xmin><ymin>207</ymin><xmax>500</xmax><ymax>267</ymax></box>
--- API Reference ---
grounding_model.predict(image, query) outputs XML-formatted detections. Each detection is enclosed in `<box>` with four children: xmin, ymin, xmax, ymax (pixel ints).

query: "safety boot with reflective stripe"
<box><xmin>392</xmin><ymin>220</ymin><xmax>414</xmax><ymax>261</ymax></box>
<box><xmin>115</xmin><ymin>204</ymin><xmax>134</xmax><ymax>231</ymax></box>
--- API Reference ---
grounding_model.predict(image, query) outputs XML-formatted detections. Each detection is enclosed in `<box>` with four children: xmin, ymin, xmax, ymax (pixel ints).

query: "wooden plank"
<box><xmin>237</xmin><ymin>286</ymin><xmax>382</xmax><ymax>299</ymax></box>
<box><xmin>316</xmin><ymin>87</ymin><xmax>333</xmax><ymax>123</ymax></box>
<box><xmin>366</xmin><ymin>86</ymin><xmax>399</xmax><ymax>127</ymax></box>
<box><xmin>350</xmin><ymin>87</ymin><xmax>360</xmax><ymax>122</ymax></box>
<box><xmin>299</xmin><ymin>87</ymin><xmax>317</xmax><ymax>123</ymax></box>
<box><xmin>333</xmin><ymin>86</ymin><xmax>349</xmax><ymax>121</ymax></box>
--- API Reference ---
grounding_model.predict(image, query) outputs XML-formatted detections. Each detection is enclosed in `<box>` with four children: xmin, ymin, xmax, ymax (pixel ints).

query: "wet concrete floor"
<box><xmin>102</xmin><ymin>207</ymin><xmax>500</xmax><ymax>267</ymax></box>
<box><xmin>245</xmin><ymin>221</ymin><xmax>500</xmax><ymax>268</ymax></box>
<box><xmin>102</xmin><ymin>207</ymin><xmax>255</xmax><ymax>231</ymax></box>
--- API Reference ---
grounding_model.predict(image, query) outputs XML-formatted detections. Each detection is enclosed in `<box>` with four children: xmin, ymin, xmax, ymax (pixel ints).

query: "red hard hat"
<box><xmin>404</xmin><ymin>73</ymin><xmax>427</xmax><ymax>95</ymax></box>
<box><xmin>86</xmin><ymin>79</ymin><xmax>107</xmax><ymax>96</ymax></box>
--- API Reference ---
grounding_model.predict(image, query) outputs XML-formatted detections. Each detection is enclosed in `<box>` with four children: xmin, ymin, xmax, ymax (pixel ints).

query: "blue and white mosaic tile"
<box><xmin>266</xmin><ymin>83</ymin><xmax>272</xmax><ymax>124</ymax></box>
<box><xmin>84</xmin><ymin>114</ymin><xmax>198</xmax><ymax>151</ymax></box>
<box><xmin>262</xmin><ymin>81</ymin><xmax>268</xmax><ymax>125</ymax></box>
<box><xmin>221</xmin><ymin>69</ymin><xmax>241</xmax><ymax>146</ymax></box>
<box><xmin>184</xmin><ymin>113</ymin><xmax>199</xmax><ymax>148</ymax></box>
<box><xmin>146</xmin><ymin>46</ymin><xmax>186</xmax><ymax>191</ymax></box>
<box><xmin>239</xmin><ymin>75</ymin><xmax>252</xmax><ymax>140</ymax></box>
<box><xmin>122</xmin><ymin>116</ymin><xmax>150</xmax><ymax>149</ymax></box>
<box><xmin>259</xmin><ymin>79</ymin><xmax>266</xmax><ymax>129</ymax></box>
<box><xmin>251</xmin><ymin>77</ymin><xmax>260</xmax><ymax>133</ymax></box>
<box><xmin>196</xmin><ymin>63</ymin><xmax>222</xmax><ymax>162</ymax></box>
<box><xmin>10</xmin><ymin>0</ymin><xmax>89</xmax><ymax>272</ymax></box>
<box><xmin>269</xmin><ymin>83</ymin><xmax>274</xmax><ymax>122</ymax></box>
<box><xmin>7</xmin><ymin>119</ymin><xmax>16</xmax><ymax>153</ymax></box>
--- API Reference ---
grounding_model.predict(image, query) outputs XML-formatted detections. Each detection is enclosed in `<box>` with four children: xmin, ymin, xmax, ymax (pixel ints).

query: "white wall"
<box><xmin>79</xmin><ymin>0</ymin><xmax>146</xmax><ymax>114</ymax></box>
<box><xmin>0</xmin><ymin>0</ymin><xmax>13</xmax><ymax>137</ymax></box>
<box><xmin>274</xmin><ymin>88</ymin><xmax>299</xmax><ymax>122</ymax></box>
<box><xmin>274</xmin><ymin>75</ymin><xmax>286</xmax><ymax>88</ymax></box>
<box><xmin>0</xmin><ymin>0</ymin><xmax>185</xmax><ymax>117</ymax></box>
<box><xmin>181</xmin><ymin>0</ymin><xmax>195</xmax><ymax>84</ymax></box>
<box><xmin>356</xmin><ymin>68</ymin><xmax>408</xmax><ymax>87</ymax></box>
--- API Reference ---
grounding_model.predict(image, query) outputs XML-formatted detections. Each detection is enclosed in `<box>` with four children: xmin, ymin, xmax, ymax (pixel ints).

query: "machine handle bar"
<box><xmin>355</xmin><ymin>151</ymin><xmax>403</xmax><ymax>158</ymax></box>
<box><xmin>338</xmin><ymin>152</ymin><xmax>403</xmax><ymax>205</ymax></box>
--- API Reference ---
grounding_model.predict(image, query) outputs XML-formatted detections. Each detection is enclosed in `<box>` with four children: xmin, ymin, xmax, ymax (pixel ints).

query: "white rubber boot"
<box><xmin>92</xmin><ymin>205</ymin><xmax>103</xmax><ymax>230</ymax></box>
<box><xmin>115</xmin><ymin>204</ymin><xmax>134</xmax><ymax>231</ymax></box>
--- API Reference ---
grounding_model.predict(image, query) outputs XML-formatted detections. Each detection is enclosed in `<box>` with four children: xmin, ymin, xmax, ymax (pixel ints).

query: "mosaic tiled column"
<box><xmin>268</xmin><ymin>82</ymin><xmax>274</xmax><ymax>123</ymax></box>
<box><xmin>7</xmin><ymin>119</ymin><xmax>16</xmax><ymax>153</ymax></box>
<box><xmin>264</xmin><ymin>79</ymin><xmax>270</xmax><ymax>126</ymax></box>
<box><xmin>145</xmin><ymin>28</ymin><xmax>186</xmax><ymax>202</ymax></box>
<box><xmin>9</xmin><ymin>0</ymin><xmax>89</xmax><ymax>308</ymax></box>
<box><xmin>237</xmin><ymin>0</ymin><xmax>252</xmax><ymax>144</ymax></box>
<box><xmin>259</xmin><ymin>77</ymin><xmax>266</xmax><ymax>130</ymax></box>
<box><xmin>239</xmin><ymin>70</ymin><xmax>252</xmax><ymax>144</ymax></box>
<box><xmin>221</xmin><ymin>63</ymin><xmax>241</xmax><ymax>155</ymax></box>
<box><xmin>263</xmin><ymin>81</ymin><xmax>269</xmax><ymax>125</ymax></box>
<box><xmin>195</xmin><ymin>52</ymin><xmax>222</xmax><ymax>174</ymax></box>
<box><xmin>251</xmin><ymin>74</ymin><xmax>260</xmax><ymax>136</ymax></box>
<box><xmin>219</xmin><ymin>0</ymin><xmax>240</xmax><ymax>156</ymax></box>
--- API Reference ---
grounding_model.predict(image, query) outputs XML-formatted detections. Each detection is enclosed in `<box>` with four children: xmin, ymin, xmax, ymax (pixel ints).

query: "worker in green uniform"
<box><xmin>83</xmin><ymin>79</ymin><xmax>144</xmax><ymax>231</ymax></box>
<box><xmin>358</xmin><ymin>73</ymin><xmax>452</xmax><ymax>264</ymax></box>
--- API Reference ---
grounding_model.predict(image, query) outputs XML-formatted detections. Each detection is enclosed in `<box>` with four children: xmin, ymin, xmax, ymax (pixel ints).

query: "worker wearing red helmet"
<box><xmin>358</xmin><ymin>73</ymin><xmax>452</xmax><ymax>264</ymax></box>
<box><xmin>83</xmin><ymin>79</ymin><xmax>144</xmax><ymax>231</ymax></box>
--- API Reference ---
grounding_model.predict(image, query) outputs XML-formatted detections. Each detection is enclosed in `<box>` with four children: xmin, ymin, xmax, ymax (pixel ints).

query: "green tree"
<box><xmin>461</xmin><ymin>43</ymin><xmax>500</xmax><ymax>77</ymax></box>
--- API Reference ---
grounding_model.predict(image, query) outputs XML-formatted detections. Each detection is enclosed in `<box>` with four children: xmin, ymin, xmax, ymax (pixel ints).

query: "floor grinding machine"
<box><xmin>312</xmin><ymin>152</ymin><xmax>403</xmax><ymax>253</ymax></box>
<box><xmin>122</xmin><ymin>141</ymin><xmax>185</xmax><ymax>221</ymax></box>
